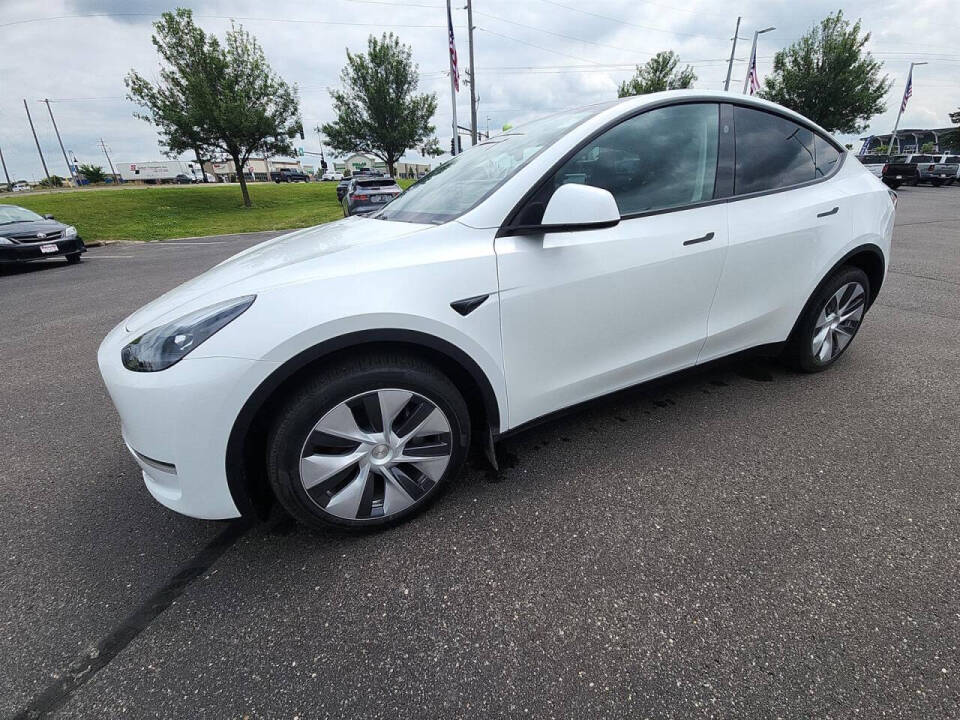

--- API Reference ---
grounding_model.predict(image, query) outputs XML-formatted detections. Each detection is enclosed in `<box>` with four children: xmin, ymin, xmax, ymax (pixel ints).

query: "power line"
<box><xmin>478</xmin><ymin>27</ymin><xmax>601</xmax><ymax>66</ymax></box>
<box><xmin>534</xmin><ymin>0</ymin><xmax>730</xmax><ymax>41</ymax></box>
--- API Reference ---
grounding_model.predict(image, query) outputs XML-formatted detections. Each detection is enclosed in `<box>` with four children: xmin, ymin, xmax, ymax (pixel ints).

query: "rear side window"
<box><xmin>948</xmin><ymin>156</ymin><xmax>960</xmax><ymax>164</ymax></box>
<box><xmin>548</xmin><ymin>102</ymin><xmax>720</xmax><ymax>216</ymax></box>
<box><xmin>815</xmin><ymin>135</ymin><xmax>841</xmax><ymax>177</ymax></box>
<box><xmin>734</xmin><ymin>106</ymin><xmax>817</xmax><ymax>193</ymax></box>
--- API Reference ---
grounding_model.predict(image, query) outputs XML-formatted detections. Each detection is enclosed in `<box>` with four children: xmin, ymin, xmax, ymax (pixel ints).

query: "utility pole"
<box><xmin>98</xmin><ymin>138</ymin><xmax>119</xmax><ymax>184</ymax></box>
<box><xmin>24</xmin><ymin>98</ymin><xmax>50</xmax><ymax>180</ymax></box>
<box><xmin>742</xmin><ymin>27</ymin><xmax>775</xmax><ymax>94</ymax></box>
<box><xmin>888</xmin><ymin>61</ymin><xmax>928</xmax><ymax>155</ymax></box>
<box><xmin>723</xmin><ymin>17</ymin><xmax>741</xmax><ymax>91</ymax></box>
<box><xmin>0</xmin><ymin>142</ymin><xmax>10</xmax><ymax>188</ymax></box>
<box><xmin>41</xmin><ymin>98</ymin><xmax>77</xmax><ymax>186</ymax></box>
<box><xmin>446</xmin><ymin>0</ymin><xmax>459</xmax><ymax>155</ymax></box>
<box><xmin>466</xmin><ymin>0</ymin><xmax>478</xmax><ymax>146</ymax></box>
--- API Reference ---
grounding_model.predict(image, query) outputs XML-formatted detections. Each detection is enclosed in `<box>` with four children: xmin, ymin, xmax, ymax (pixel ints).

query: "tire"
<box><xmin>883</xmin><ymin>180</ymin><xmax>900</xmax><ymax>190</ymax></box>
<box><xmin>932</xmin><ymin>179</ymin><xmax>944</xmax><ymax>187</ymax></box>
<box><xmin>780</xmin><ymin>266</ymin><xmax>870</xmax><ymax>373</ymax></box>
<box><xmin>266</xmin><ymin>353</ymin><xmax>471</xmax><ymax>530</ymax></box>
<box><xmin>910</xmin><ymin>175</ymin><xmax>920</xmax><ymax>187</ymax></box>
<box><xmin>65</xmin><ymin>253</ymin><xmax>81</xmax><ymax>264</ymax></box>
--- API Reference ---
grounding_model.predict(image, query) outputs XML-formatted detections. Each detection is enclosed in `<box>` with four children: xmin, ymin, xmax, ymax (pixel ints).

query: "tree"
<box><xmin>78</xmin><ymin>163</ymin><xmax>106</xmax><ymax>184</ymax></box>
<box><xmin>943</xmin><ymin>108</ymin><xmax>960</xmax><ymax>151</ymax></box>
<box><xmin>322</xmin><ymin>33</ymin><xmax>438</xmax><ymax>177</ymax></box>
<box><xmin>618</xmin><ymin>51</ymin><xmax>696</xmax><ymax>97</ymax></box>
<box><xmin>759</xmin><ymin>11</ymin><xmax>890</xmax><ymax>134</ymax></box>
<box><xmin>921</xmin><ymin>141</ymin><xmax>936</xmax><ymax>153</ymax></box>
<box><xmin>126</xmin><ymin>8</ymin><xmax>301</xmax><ymax>207</ymax></box>
<box><xmin>38</xmin><ymin>175</ymin><xmax>64</xmax><ymax>188</ymax></box>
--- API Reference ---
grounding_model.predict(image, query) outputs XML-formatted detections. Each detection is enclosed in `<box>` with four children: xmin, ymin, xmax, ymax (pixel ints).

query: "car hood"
<box><xmin>0</xmin><ymin>220</ymin><xmax>66</xmax><ymax>239</ymax></box>
<box><xmin>122</xmin><ymin>216</ymin><xmax>430</xmax><ymax>334</ymax></box>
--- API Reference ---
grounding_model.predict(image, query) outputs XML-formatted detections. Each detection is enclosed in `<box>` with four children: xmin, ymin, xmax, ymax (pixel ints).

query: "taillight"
<box><xmin>354</xmin><ymin>193</ymin><xmax>369</xmax><ymax>201</ymax></box>
<box><xmin>881</xmin><ymin>163</ymin><xmax>888</xmax><ymax>174</ymax></box>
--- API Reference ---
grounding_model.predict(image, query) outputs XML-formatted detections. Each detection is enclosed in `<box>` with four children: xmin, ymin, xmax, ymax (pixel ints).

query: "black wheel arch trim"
<box><xmin>224</xmin><ymin>329</ymin><xmax>501</xmax><ymax>517</ymax></box>
<box><xmin>787</xmin><ymin>243</ymin><xmax>886</xmax><ymax>343</ymax></box>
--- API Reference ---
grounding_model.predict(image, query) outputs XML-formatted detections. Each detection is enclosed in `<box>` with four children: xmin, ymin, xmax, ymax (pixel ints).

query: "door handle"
<box><xmin>683</xmin><ymin>231</ymin><xmax>714</xmax><ymax>246</ymax></box>
<box><xmin>817</xmin><ymin>206</ymin><xmax>839</xmax><ymax>218</ymax></box>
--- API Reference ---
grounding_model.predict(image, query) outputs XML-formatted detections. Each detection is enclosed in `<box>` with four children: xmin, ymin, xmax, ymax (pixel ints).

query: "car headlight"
<box><xmin>64</xmin><ymin>226</ymin><xmax>77</xmax><ymax>238</ymax></box>
<box><xmin>121</xmin><ymin>295</ymin><xmax>255</xmax><ymax>372</ymax></box>
<box><xmin>0</xmin><ymin>236</ymin><xmax>13</xmax><ymax>245</ymax></box>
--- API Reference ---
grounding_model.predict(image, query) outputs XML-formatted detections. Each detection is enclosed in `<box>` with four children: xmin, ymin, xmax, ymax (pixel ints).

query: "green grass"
<box><xmin>0</xmin><ymin>180</ymin><xmax>410</xmax><ymax>243</ymax></box>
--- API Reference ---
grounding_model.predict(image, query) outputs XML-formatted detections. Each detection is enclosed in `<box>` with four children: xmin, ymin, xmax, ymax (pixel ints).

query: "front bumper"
<box><xmin>98</xmin><ymin>322</ymin><xmax>279</xmax><ymax>519</ymax></box>
<box><xmin>0</xmin><ymin>236</ymin><xmax>85</xmax><ymax>263</ymax></box>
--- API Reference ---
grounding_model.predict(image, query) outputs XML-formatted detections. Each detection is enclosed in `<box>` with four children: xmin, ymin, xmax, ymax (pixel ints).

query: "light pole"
<box><xmin>41</xmin><ymin>99</ymin><xmax>78</xmax><ymax>186</ymax></box>
<box><xmin>743</xmin><ymin>27</ymin><xmax>775</xmax><ymax>94</ymax></box>
<box><xmin>888</xmin><ymin>61</ymin><xmax>927</xmax><ymax>154</ymax></box>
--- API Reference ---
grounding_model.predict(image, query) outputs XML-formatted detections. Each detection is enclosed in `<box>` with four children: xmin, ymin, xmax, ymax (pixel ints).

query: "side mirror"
<box><xmin>43</xmin><ymin>214</ymin><xmax>55</xmax><ymax>220</ymax></box>
<box><xmin>541</xmin><ymin>183</ymin><xmax>619</xmax><ymax>230</ymax></box>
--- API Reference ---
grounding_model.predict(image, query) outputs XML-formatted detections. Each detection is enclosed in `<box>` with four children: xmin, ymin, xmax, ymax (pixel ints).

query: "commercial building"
<box><xmin>204</xmin><ymin>157</ymin><xmax>306</xmax><ymax>182</ymax></box>
<box><xmin>860</xmin><ymin>128</ymin><xmax>957</xmax><ymax>155</ymax></box>
<box><xmin>332</xmin><ymin>153</ymin><xmax>430</xmax><ymax>179</ymax></box>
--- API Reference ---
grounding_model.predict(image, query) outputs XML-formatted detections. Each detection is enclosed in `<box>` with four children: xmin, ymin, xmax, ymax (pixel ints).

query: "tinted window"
<box><xmin>815</xmin><ymin>135</ymin><xmax>841</xmax><ymax>177</ymax></box>
<box><xmin>948</xmin><ymin>156</ymin><xmax>960</xmax><ymax>163</ymax></box>
<box><xmin>912</xmin><ymin>155</ymin><xmax>934</xmax><ymax>163</ymax></box>
<box><xmin>858</xmin><ymin>154</ymin><xmax>885</xmax><ymax>164</ymax></box>
<box><xmin>734</xmin><ymin>106</ymin><xmax>816</xmax><ymax>193</ymax></box>
<box><xmin>548</xmin><ymin>103</ymin><xmax>719</xmax><ymax>216</ymax></box>
<box><xmin>890</xmin><ymin>155</ymin><xmax>908</xmax><ymax>163</ymax></box>
<box><xmin>358</xmin><ymin>179</ymin><xmax>396</xmax><ymax>187</ymax></box>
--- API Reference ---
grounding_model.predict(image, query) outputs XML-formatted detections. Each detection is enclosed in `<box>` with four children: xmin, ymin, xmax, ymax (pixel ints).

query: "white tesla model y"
<box><xmin>99</xmin><ymin>91</ymin><xmax>894</xmax><ymax>529</ymax></box>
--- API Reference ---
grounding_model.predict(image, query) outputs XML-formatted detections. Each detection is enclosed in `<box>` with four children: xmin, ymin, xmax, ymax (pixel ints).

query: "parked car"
<box><xmin>270</xmin><ymin>168</ymin><xmax>310</xmax><ymax>183</ymax></box>
<box><xmin>925</xmin><ymin>154</ymin><xmax>960</xmax><ymax>186</ymax></box>
<box><xmin>321</xmin><ymin>171</ymin><xmax>344</xmax><ymax>181</ymax></box>
<box><xmin>98</xmin><ymin>91</ymin><xmax>893</xmax><ymax>531</ymax></box>
<box><xmin>335</xmin><ymin>178</ymin><xmax>351</xmax><ymax>203</ymax></box>
<box><xmin>881</xmin><ymin>155</ymin><xmax>925</xmax><ymax>189</ymax></box>
<box><xmin>174</xmin><ymin>173</ymin><xmax>196</xmax><ymax>184</ymax></box>
<box><xmin>341</xmin><ymin>176</ymin><xmax>402</xmax><ymax>216</ymax></box>
<box><xmin>11</xmin><ymin>181</ymin><xmax>30</xmax><ymax>192</ymax></box>
<box><xmin>855</xmin><ymin>154</ymin><xmax>886</xmax><ymax>179</ymax></box>
<box><xmin>0</xmin><ymin>204</ymin><xmax>85</xmax><ymax>265</ymax></box>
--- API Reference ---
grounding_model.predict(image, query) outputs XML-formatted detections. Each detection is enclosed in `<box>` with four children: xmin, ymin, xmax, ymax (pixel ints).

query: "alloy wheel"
<box><xmin>298</xmin><ymin>389</ymin><xmax>453</xmax><ymax>521</ymax></box>
<box><xmin>811</xmin><ymin>281</ymin><xmax>866</xmax><ymax>363</ymax></box>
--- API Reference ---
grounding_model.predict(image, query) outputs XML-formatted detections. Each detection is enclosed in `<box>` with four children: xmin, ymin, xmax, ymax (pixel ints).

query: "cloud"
<box><xmin>0</xmin><ymin>0</ymin><xmax>955</xmax><ymax>181</ymax></box>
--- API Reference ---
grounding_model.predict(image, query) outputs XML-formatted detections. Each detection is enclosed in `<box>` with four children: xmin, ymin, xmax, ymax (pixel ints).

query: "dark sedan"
<box><xmin>341</xmin><ymin>177</ymin><xmax>402</xmax><ymax>216</ymax></box>
<box><xmin>0</xmin><ymin>204</ymin><xmax>85</xmax><ymax>265</ymax></box>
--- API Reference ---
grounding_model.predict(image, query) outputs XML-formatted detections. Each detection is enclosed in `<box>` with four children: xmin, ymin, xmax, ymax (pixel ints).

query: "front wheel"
<box><xmin>65</xmin><ymin>253</ymin><xmax>82</xmax><ymax>264</ymax></box>
<box><xmin>931</xmin><ymin>179</ymin><xmax>944</xmax><ymax>187</ymax></box>
<box><xmin>781</xmin><ymin>266</ymin><xmax>870</xmax><ymax>373</ymax></box>
<box><xmin>266</xmin><ymin>354</ymin><xmax>471</xmax><ymax>530</ymax></box>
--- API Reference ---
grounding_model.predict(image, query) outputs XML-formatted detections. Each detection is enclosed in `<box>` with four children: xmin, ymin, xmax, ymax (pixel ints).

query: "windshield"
<box><xmin>0</xmin><ymin>205</ymin><xmax>43</xmax><ymax>224</ymax></box>
<box><xmin>377</xmin><ymin>102</ymin><xmax>616</xmax><ymax>224</ymax></box>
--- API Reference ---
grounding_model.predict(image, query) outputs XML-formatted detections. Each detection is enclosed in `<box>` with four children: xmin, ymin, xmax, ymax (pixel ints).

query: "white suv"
<box><xmin>99</xmin><ymin>91</ymin><xmax>894</xmax><ymax>530</ymax></box>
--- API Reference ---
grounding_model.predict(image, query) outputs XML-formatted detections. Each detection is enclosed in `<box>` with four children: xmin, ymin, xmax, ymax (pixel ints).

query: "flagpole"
<box><xmin>743</xmin><ymin>27</ymin><xmax>774</xmax><ymax>95</ymax></box>
<box><xmin>888</xmin><ymin>61</ymin><xmax>927</xmax><ymax>155</ymax></box>
<box><xmin>447</xmin><ymin>0</ymin><xmax>459</xmax><ymax>156</ymax></box>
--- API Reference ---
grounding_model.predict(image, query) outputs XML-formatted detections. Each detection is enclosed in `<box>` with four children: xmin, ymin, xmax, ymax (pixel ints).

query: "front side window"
<box><xmin>546</xmin><ymin>103</ymin><xmax>720</xmax><ymax>217</ymax></box>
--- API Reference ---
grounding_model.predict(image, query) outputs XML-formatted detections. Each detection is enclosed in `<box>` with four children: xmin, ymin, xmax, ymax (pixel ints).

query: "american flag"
<box><xmin>447</xmin><ymin>0</ymin><xmax>459</xmax><ymax>92</ymax></box>
<box><xmin>900</xmin><ymin>66</ymin><xmax>913</xmax><ymax>112</ymax></box>
<box><xmin>746</xmin><ymin>44</ymin><xmax>760</xmax><ymax>95</ymax></box>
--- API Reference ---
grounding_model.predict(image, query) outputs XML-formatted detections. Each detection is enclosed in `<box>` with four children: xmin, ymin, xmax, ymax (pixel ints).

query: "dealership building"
<box><xmin>860</xmin><ymin>127</ymin><xmax>957</xmax><ymax>154</ymax></box>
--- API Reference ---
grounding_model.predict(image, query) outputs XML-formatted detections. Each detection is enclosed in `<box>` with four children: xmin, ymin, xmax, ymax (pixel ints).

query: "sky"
<box><xmin>0</xmin><ymin>0</ymin><xmax>957</xmax><ymax>181</ymax></box>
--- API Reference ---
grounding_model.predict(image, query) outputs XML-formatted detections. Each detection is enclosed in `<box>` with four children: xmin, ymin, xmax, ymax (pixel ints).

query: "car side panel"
<box><xmin>699</xmin><ymin>160</ymin><xmax>865</xmax><ymax>362</ymax></box>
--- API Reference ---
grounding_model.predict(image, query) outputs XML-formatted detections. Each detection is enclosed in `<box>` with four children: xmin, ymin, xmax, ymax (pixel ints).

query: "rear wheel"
<box><xmin>266</xmin><ymin>354</ymin><xmax>471</xmax><ymax>530</ymax></box>
<box><xmin>781</xmin><ymin>266</ymin><xmax>870</xmax><ymax>373</ymax></box>
<box><xmin>883</xmin><ymin>180</ymin><xmax>900</xmax><ymax>190</ymax></box>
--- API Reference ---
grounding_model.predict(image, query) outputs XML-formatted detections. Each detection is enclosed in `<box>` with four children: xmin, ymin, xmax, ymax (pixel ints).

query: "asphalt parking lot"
<box><xmin>2</xmin><ymin>187</ymin><xmax>959</xmax><ymax>719</ymax></box>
